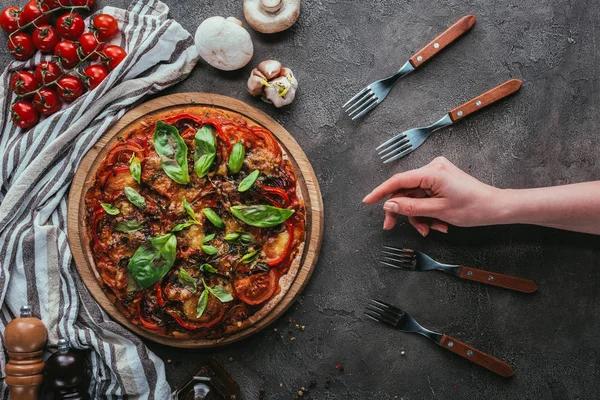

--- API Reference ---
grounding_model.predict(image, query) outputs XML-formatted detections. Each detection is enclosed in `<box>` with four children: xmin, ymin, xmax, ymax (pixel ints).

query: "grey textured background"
<box><xmin>2</xmin><ymin>0</ymin><xmax>600</xmax><ymax>399</ymax></box>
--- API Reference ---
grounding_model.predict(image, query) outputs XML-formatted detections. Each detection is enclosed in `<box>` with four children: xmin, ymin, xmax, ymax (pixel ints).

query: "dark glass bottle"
<box><xmin>173</xmin><ymin>358</ymin><xmax>240</xmax><ymax>400</ymax></box>
<box><xmin>45</xmin><ymin>338</ymin><xmax>89</xmax><ymax>400</ymax></box>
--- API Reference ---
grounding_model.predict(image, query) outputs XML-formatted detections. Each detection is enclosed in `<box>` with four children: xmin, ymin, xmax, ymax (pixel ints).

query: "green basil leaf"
<box><xmin>224</xmin><ymin>232</ymin><xmax>240</xmax><ymax>242</ymax></box>
<box><xmin>127</xmin><ymin>233</ymin><xmax>176</xmax><ymax>289</ymax></box>
<box><xmin>240</xmin><ymin>232</ymin><xmax>255</xmax><ymax>244</ymax></box>
<box><xmin>154</xmin><ymin>120</ymin><xmax>190</xmax><ymax>185</ymax></box>
<box><xmin>200</xmin><ymin>263</ymin><xmax>218</xmax><ymax>274</ymax></box>
<box><xmin>241</xmin><ymin>249</ymin><xmax>259</xmax><ymax>264</ymax></box>
<box><xmin>203</xmin><ymin>208</ymin><xmax>225</xmax><ymax>228</ymax></box>
<box><xmin>115</xmin><ymin>220</ymin><xmax>142</xmax><ymax>233</ymax></box>
<box><xmin>183</xmin><ymin>197</ymin><xmax>197</xmax><ymax>222</ymax></box>
<box><xmin>178</xmin><ymin>268</ymin><xmax>197</xmax><ymax>293</ymax></box>
<box><xmin>194</xmin><ymin>124</ymin><xmax>216</xmax><ymax>178</ymax></box>
<box><xmin>171</xmin><ymin>221</ymin><xmax>198</xmax><ymax>232</ymax></box>
<box><xmin>101</xmin><ymin>203</ymin><xmax>120</xmax><ymax>215</ymax></box>
<box><xmin>203</xmin><ymin>233</ymin><xmax>215</xmax><ymax>244</ymax></box>
<box><xmin>238</xmin><ymin>170</ymin><xmax>260</xmax><ymax>192</ymax></box>
<box><xmin>201</xmin><ymin>245</ymin><xmax>218</xmax><ymax>255</ymax></box>
<box><xmin>228</xmin><ymin>141</ymin><xmax>245</xmax><ymax>174</ymax></box>
<box><xmin>230</xmin><ymin>205</ymin><xmax>294</xmax><ymax>228</ymax></box>
<box><xmin>124</xmin><ymin>186</ymin><xmax>146</xmax><ymax>209</ymax></box>
<box><xmin>129</xmin><ymin>155</ymin><xmax>141</xmax><ymax>185</ymax></box>
<box><xmin>208</xmin><ymin>285</ymin><xmax>233</xmax><ymax>303</ymax></box>
<box><xmin>196</xmin><ymin>290</ymin><xmax>209</xmax><ymax>318</ymax></box>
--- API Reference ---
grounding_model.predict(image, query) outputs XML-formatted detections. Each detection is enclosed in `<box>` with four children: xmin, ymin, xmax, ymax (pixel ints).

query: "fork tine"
<box><xmin>383</xmin><ymin>146</ymin><xmax>414</xmax><ymax>163</ymax></box>
<box><xmin>376</xmin><ymin>132</ymin><xmax>408</xmax><ymax>151</ymax></box>
<box><xmin>343</xmin><ymin>86</ymin><xmax>370</xmax><ymax>109</ymax></box>
<box><xmin>381</xmin><ymin>250</ymin><xmax>414</xmax><ymax>259</ymax></box>
<box><xmin>365</xmin><ymin>305</ymin><xmax>400</xmax><ymax>326</ymax></box>
<box><xmin>378</xmin><ymin>137</ymin><xmax>410</xmax><ymax>156</ymax></box>
<box><xmin>351</xmin><ymin>100</ymin><xmax>379</xmax><ymax>120</ymax></box>
<box><xmin>381</xmin><ymin>142</ymin><xmax>412</xmax><ymax>160</ymax></box>
<box><xmin>370</xmin><ymin>299</ymin><xmax>405</xmax><ymax>317</ymax></box>
<box><xmin>345</xmin><ymin>90</ymin><xmax>373</xmax><ymax>113</ymax></box>
<box><xmin>383</xmin><ymin>246</ymin><xmax>415</xmax><ymax>254</ymax></box>
<box><xmin>348</xmin><ymin>94</ymin><xmax>377</xmax><ymax>117</ymax></box>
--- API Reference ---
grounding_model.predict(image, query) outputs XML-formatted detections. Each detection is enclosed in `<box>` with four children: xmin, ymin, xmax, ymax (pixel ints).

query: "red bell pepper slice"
<box><xmin>155</xmin><ymin>283</ymin><xmax>165</xmax><ymax>307</ymax></box>
<box><xmin>258</xmin><ymin>184</ymin><xmax>290</xmax><ymax>207</ymax></box>
<box><xmin>266</xmin><ymin>220</ymin><xmax>295</xmax><ymax>267</ymax></box>
<box><xmin>165</xmin><ymin>309</ymin><xmax>205</xmax><ymax>331</ymax></box>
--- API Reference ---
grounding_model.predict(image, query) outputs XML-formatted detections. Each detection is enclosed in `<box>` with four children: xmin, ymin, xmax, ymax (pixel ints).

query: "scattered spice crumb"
<box><xmin>228</xmin><ymin>357</ymin><xmax>233</xmax><ymax>362</ymax></box>
<box><xmin>258</xmin><ymin>388</ymin><xmax>265</xmax><ymax>398</ymax></box>
<box><xmin>280</xmin><ymin>383</ymin><xmax>284</xmax><ymax>388</ymax></box>
<box><xmin>274</xmin><ymin>328</ymin><xmax>278</xmax><ymax>332</ymax></box>
<box><xmin>301</xmin><ymin>325</ymin><xmax>305</xmax><ymax>331</ymax></box>
<box><xmin>167</xmin><ymin>359</ymin><xmax>172</xmax><ymax>364</ymax></box>
<box><xmin>290</xmin><ymin>337</ymin><xmax>296</xmax><ymax>341</ymax></box>
<box><xmin>400</xmin><ymin>351</ymin><xmax>406</xmax><ymax>356</ymax></box>
<box><xmin>295</xmin><ymin>323</ymin><xmax>300</xmax><ymax>328</ymax></box>
<box><xmin>298</xmin><ymin>390</ymin><xmax>304</xmax><ymax>396</ymax></box>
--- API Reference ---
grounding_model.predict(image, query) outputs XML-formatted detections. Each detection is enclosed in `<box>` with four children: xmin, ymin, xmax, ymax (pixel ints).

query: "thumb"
<box><xmin>383</xmin><ymin>197</ymin><xmax>444</xmax><ymax>218</ymax></box>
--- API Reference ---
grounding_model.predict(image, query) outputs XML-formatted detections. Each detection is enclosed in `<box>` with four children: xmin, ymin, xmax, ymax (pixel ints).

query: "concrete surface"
<box><xmin>2</xmin><ymin>0</ymin><xmax>600</xmax><ymax>399</ymax></box>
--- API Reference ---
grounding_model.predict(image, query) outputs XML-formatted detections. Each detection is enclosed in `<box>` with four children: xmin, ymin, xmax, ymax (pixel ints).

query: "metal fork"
<box><xmin>381</xmin><ymin>246</ymin><xmax>538</xmax><ymax>293</ymax></box>
<box><xmin>342</xmin><ymin>15</ymin><xmax>476</xmax><ymax>120</ymax></box>
<box><xmin>365</xmin><ymin>299</ymin><xmax>514</xmax><ymax>377</ymax></box>
<box><xmin>377</xmin><ymin>79</ymin><xmax>523</xmax><ymax>163</ymax></box>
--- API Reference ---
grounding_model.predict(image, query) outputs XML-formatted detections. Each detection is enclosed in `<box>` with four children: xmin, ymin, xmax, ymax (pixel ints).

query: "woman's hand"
<box><xmin>363</xmin><ymin>157</ymin><xmax>503</xmax><ymax>235</ymax></box>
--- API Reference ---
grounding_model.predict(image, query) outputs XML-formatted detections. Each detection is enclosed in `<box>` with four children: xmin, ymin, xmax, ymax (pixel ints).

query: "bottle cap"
<box><xmin>57</xmin><ymin>338</ymin><xmax>69</xmax><ymax>353</ymax></box>
<box><xmin>20</xmin><ymin>305</ymin><xmax>31</xmax><ymax>318</ymax></box>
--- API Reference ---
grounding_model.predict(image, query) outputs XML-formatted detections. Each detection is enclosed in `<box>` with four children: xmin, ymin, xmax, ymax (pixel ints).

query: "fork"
<box><xmin>365</xmin><ymin>299</ymin><xmax>515</xmax><ymax>377</ymax></box>
<box><xmin>381</xmin><ymin>246</ymin><xmax>538</xmax><ymax>293</ymax></box>
<box><xmin>342</xmin><ymin>15</ymin><xmax>476</xmax><ymax>120</ymax></box>
<box><xmin>377</xmin><ymin>79</ymin><xmax>522</xmax><ymax>163</ymax></box>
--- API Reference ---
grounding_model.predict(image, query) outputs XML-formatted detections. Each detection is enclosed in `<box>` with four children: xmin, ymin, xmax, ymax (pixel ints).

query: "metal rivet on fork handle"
<box><xmin>467</xmin><ymin>350</ymin><xmax>473</xmax><ymax>357</ymax></box>
<box><xmin>447</xmin><ymin>341</ymin><xmax>454</xmax><ymax>348</ymax></box>
<box><xmin>457</xmin><ymin>110</ymin><xmax>463</xmax><ymax>116</ymax></box>
<box><xmin>476</xmin><ymin>100</ymin><xmax>482</xmax><ymax>106</ymax></box>
<box><xmin>417</xmin><ymin>56</ymin><xmax>423</xmax><ymax>62</ymax></box>
<box><xmin>467</xmin><ymin>271</ymin><xmax>473</xmax><ymax>276</ymax></box>
<box><xmin>433</xmin><ymin>42</ymin><xmax>440</xmax><ymax>48</ymax></box>
<box><xmin>488</xmin><ymin>276</ymin><xmax>494</xmax><ymax>281</ymax></box>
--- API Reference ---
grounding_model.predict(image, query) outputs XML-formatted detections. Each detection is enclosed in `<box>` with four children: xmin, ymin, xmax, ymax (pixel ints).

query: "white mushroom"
<box><xmin>195</xmin><ymin>16</ymin><xmax>254</xmax><ymax>71</ymax></box>
<box><xmin>243</xmin><ymin>0</ymin><xmax>300</xmax><ymax>34</ymax></box>
<box><xmin>247</xmin><ymin>61</ymin><xmax>297</xmax><ymax>107</ymax></box>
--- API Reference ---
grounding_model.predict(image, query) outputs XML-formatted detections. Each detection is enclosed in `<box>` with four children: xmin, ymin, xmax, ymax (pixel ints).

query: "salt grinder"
<box><xmin>45</xmin><ymin>338</ymin><xmax>88</xmax><ymax>400</ymax></box>
<box><xmin>4</xmin><ymin>305</ymin><xmax>48</xmax><ymax>400</ymax></box>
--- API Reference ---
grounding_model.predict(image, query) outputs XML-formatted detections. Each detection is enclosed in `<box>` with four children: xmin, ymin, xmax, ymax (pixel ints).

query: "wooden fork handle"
<box><xmin>449</xmin><ymin>79</ymin><xmax>522</xmax><ymax>122</ymax></box>
<box><xmin>439</xmin><ymin>334</ymin><xmax>514</xmax><ymax>377</ymax></box>
<box><xmin>409</xmin><ymin>15</ymin><xmax>476</xmax><ymax>69</ymax></box>
<box><xmin>458</xmin><ymin>266</ymin><xmax>538</xmax><ymax>293</ymax></box>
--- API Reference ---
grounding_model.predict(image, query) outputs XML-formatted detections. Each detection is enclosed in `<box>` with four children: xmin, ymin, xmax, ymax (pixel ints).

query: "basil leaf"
<box><xmin>230</xmin><ymin>205</ymin><xmax>294</xmax><ymax>228</ymax></box>
<box><xmin>124</xmin><ymin>186</ymin><xmax>146</xmax><ymax>209</ymax></box>
<box><xmin>238</xmin><ymin>170</ymin><xmax>260</xmax><ymax>192</ymax></box>
<box><xmin>129</xmin><ymin>155</ymin><xmax>141</xmax><ymax>184</ymax></box>
<box><xmin>115</xmin><ymin>220</ymin><xmax>142</xmax><ymax>233</ymax></box>
<box><xmin>200</xmin><ymin>263</ymin><xmax>218</xmax><ymax>274</ymax></box>
<box><xmin>171</xmin><ymin>221</ymin><xmax>198</xmax><ymax>232</ymax></box>
<box><xmin>208</xmin><ymin>285</ymin><xmax>233</xmax><ymax>303</ymax></box>
<box><xmin>101</xmin><ymin>203</ymin><xmax>120</xmax><ymax>215</ymax></box>
<box><xmin>228</xmin><ymin>141</ymin><xmax>245</xmax><ymax>174</ymax></box>
<box><xmin>196</xmin><ymin>290</ymin><xmax>208</xmax><ymax>318</ymax></box>
<box><xmin>203</xmin><ymin>233</ymin><xmax>215</xmax><ymax>244</ymax></box>
<box><xmin>178</xmin><ymin>268</ymin><xmax>197</xmax><ymax>293</ymax></box>
<box><xmin>202</xmin><ymin>245</ymin><xmax>218</xmax><ymax>255</ymax></box>
<box><xmin>153</xmin><ymin>121</ymin><xmax>190</xmax><ymax>185</ymax></box>
<box><xmin>194</xmin><ymin>124</ymin><xmax>216</xmax><ymax>178</ymax></box>
<box><xmin>240</xmin><ymin>232</ymin><xmax>255</xmax><ymax>244</ymax></box>
<box><xmin>224</xmin><ymin>232</ymin><xmax>240</xmax><ymax>242</ymax></box>
<box><xmin>241</xmin><ymin>249</ymin><xmax>259</xmax><ymax>264</ymax></box>
<box><xmin>183</xmin><ymin>197</ymin><xmax>197</xmax><ymax>222</ymax></box>
<box><xmin>127</xmin><ymin>233</ymin><xmax>176</xmax><ymax>289</ymax></box>
<box><xmin>203</xmin><ymin>208</ymin><xmax>225</xmax><ymax>228</ymax></box>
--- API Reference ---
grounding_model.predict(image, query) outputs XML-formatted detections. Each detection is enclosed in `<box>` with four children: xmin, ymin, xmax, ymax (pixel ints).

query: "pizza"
<box><xmin>84</xmin><ymin>106</ymin><xmax>306</xmax><ymax>338</ymax></box>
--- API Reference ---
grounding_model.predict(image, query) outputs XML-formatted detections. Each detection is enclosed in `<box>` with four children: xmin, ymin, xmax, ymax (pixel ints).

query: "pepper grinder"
<box><xmin>4</xmin><ymin>305</ymin><xmax>48</xmax><ymax>400</ymax></box>
<box><xmin>45</xmin><ymin>338</ymin><xmax>89</xmax><ymax>400</ymax></box>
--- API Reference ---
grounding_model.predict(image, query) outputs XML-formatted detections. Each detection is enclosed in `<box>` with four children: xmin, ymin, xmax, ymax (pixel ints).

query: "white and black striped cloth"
<box><xmin>0</xmin><ymin>1</ymin><xmax>199</xmax><ymax>397</ymax></box>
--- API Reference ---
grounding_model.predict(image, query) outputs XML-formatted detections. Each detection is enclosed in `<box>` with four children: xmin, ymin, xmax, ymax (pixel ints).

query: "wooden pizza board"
<box><xmin>67</xmin><ymin>93</ymin><xmax>324</xmax><ymax>348</ymax></box>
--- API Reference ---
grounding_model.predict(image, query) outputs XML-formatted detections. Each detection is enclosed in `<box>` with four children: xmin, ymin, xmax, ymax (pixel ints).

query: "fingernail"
<box><xmin>439</xmin><ymin>225</ymin><xmax>448</xmax><ymax>233</ymax></box>
<box><xmin>418</xmin><ymin>227</ymin><xmax>427</xmax><ymax>237</ymax></box>
<box><xmin>383</xmin><ymin>201</ymin><xmax>399</xmax><ymax>213</ymax></box>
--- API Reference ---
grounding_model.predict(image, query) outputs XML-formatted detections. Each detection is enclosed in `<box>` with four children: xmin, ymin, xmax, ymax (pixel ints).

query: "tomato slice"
<box><xmin>264</xmin><ymin>220</ymin><xmax>294</xmax><ymax>267</ymax></box>
<box><xmin>235</xmin><ymin>270</ymin><xmax>279</xmax><ymax>306</ymax></box>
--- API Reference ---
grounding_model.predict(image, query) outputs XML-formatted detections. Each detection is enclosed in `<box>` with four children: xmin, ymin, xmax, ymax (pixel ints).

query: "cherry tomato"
<box><xmin>33</xmin><ymin>88</ymin><xmax>61</xmax><ymax>116</ymax></box>
<box><xmin>78</xmin><ymin>32</ymin><xmax>104</xmax><ymax>60</ymax></box>
<box><xmin>11</xmin><ymin>101</ymin><xmax>39</xmax><ymax>129</ymax></box>
<box><xmin>56</xmin><ymin>12</ymin><xmax>85</xmax><ymax>41</ymax></box>
<box><xmin>19</xmin><ymin>1</ymin><xmax>50</xmax><ymax>26</ymax></box>
<box><xmin>92</xmin><ymin>14</ymin><xmax>119</xmax><ymax>41</ymax></box>
<box><xmin>84</xmin><ymin>64</ymin><xmax>109</xmax><ymax>89</ymax></box>
<box><xmin>71</xmin><ymin>0</ymin><xmax>96</xmax><ymax>6</ymax></box>
<box><xmin>10</xmin><ymin>71</ymin><xmax>39</xmax><ymax>96</ymax></box>
<box><xmin>234</xmin><ymin>270</ymin><xmax>279</xmax><ymax>305</ymax></box>
<box><xmin>35</xmin><ymin>61</ymin><xmax>61</xmax><ymax>85</ymax></box>
<box><xmin>8</xmin><ymin>32</ymin><xmax>34</xmax><ymax>61</ymax></box>
<box><xmin>32</xmin><ymin>24</ymin><xmax>59</xmax><ymax>53</ymax></box>
<box><xmin>101</xmin><ymin>45</ymin><xmax>126</xmax><ymax>70</ymax></box>
<box><xmin>0</xmin><ymin>6</ymin><xmax>20</xmax><ymax>33</ymax></box>
<box><xmin>54</xmin><ymin>40</ymin><xmax>79</xmax><ymax>68</ymax></box>
<box><xmin>57</xmin><ymin>75</ymin><xmax>84</xmax><ymax>101</ymax></box>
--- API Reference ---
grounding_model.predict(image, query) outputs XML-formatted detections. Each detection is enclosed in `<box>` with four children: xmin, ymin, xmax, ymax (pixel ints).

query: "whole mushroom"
<box><xmin>195</xmin><ymin>16</ymin><xmax>254</xmax><ymax>71</ymax></box>
<box><xmin>247</xmin><ymin>60</ymin><xmax>298</xmax><ymax>107</ymax></box>
<box><xmin>243</xmin><ymin>0</ymin><xmax>301</xmax><ymax>34</ymax></box>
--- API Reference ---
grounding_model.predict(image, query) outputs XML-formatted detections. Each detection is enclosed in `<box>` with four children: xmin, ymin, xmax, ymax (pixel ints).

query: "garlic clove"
<box><xmin>258</xmin><ymin>60</ymin><xmax>282</xmax><ymax>80</ymax></box>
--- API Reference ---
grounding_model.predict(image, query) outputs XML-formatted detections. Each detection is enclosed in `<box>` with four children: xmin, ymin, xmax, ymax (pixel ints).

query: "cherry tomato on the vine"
<box><xmin>54</xmin><ymin>40</ymin><xmax>79</xmax><ymax>68</ymax></box>
<box><xmin>84</xmin><ymin>64</ymin><xmax>109</xmax><ymax>89</ymax></box>
<box><xmin>92</xmin><ymin>14</ymin><xmax>119</xmax><ymax>41</ymax></box>
<box><xmin>33</xmin><ymin>88</ymin><xmax>61</xmax><ymax>116</ymax></box>
<box><xmin>35</xmin><ymin>61</ymin><xmax>62</xmax><ymax>85</ymax></box>
<box><xmin>71</xmin><ymin>0</ymin><xmax>96</xmax><ymax>7</ymax></box>
<box><xmin>8</xmin><ymin>32</ymin><xmax>34</xmax><ymax>61</ymax></box>
<box><xmin>0</xmin><ymin>6</ymin><xmax>20</xmax><ymax>33</ymax></box>
<box><xmin>78</xmin><ymin>32</ymin><xmax>104</xmax><ymax>60</ymax></box>
<box><xmin>101</xmin><ymin>45</ymin><xmax>127</xmax><ymax>70</ymax></box>
<box><xmin>11</xmin><ymin>71</ymin><xmax>39</xmax><ymax>96</ymax></box>
<box><xmin>11</xmin><ymin>101</ymin><xmax>39</xmax><ymax>129</ymax></box>
<box><xmin>19</xmin><ymin>1</ymin><xmax>50</xmax><ymax>26</ymax></box>
<box><xmin>57</xmin><ymin>75</ymin><xmax>84</xmax><ymax>102</ymax></box>
<box><xmin>42</xmin><ymin>0</ymin><xmax>67</xmax><ymax>10</ymax></box>
<box><xmin>56</xmin><ymin>12</ymin><xmax>85</xmax><ymax>41</ymax></box>
<box><xmin>32</xmin><ymin>24</ymin><xmax>60</xmax><ymax>53</ymax></box>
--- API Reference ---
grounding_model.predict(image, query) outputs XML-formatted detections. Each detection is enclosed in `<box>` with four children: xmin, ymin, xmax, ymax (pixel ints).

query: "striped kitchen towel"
<box><xmin>0</xmin><ymin>0</ymin><xmax>199</xmax><ymax>397</ymax></box>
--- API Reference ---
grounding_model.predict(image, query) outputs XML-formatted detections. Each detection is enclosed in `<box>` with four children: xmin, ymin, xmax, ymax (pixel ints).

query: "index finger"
<box><xmin>363</xmin><ymin>168</ymin><xmax>426</xmax><ymax>204</ymax></box>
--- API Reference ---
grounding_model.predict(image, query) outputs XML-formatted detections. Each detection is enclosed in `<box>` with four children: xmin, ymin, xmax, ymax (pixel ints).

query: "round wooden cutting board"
<box><xmin>67</xmin><ymin>93</ymin><xmax>324</xmax><ymax>348</ymax></box>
